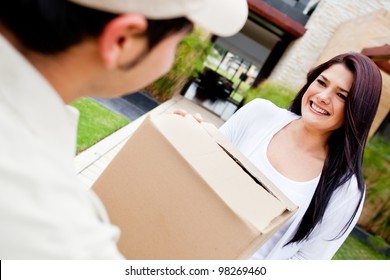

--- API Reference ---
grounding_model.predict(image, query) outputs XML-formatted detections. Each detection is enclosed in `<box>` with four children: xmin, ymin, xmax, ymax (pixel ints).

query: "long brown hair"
<box><xmin>287</xmin><ymin>52</ymin><xmax>382</xmax><ymax>244</ymax></box>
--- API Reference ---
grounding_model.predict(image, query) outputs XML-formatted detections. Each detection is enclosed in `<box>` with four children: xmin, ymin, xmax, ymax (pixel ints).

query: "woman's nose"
<box><xmin>317</xmin><ymin>91</ymin><xmax>331</xmax><ymax>105</ymax></box>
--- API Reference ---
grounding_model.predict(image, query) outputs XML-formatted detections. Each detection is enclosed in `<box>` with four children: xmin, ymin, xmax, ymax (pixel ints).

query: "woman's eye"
<box><xmin>317</xmin><ymin>79</ymin><xmax>326</xmax><ymax>86</ymax></box>
<box><xmin>337</xmin><ymin>92</ymin><xmax>347</xmax><ymax>100</ymax></box>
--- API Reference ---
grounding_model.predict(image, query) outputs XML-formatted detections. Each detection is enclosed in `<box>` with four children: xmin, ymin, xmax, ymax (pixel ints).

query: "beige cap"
<box><xmin>68</xmin><ymin>0</ymin><xmax>248</xmax><ymax>37</ymax></box>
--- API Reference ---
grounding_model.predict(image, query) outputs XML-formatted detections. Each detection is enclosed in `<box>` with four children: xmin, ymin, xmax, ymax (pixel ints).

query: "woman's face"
<box><xmin>301</xmin><ymin>63</ymin><xmax>354</xmax><ymax>134</ymax></box>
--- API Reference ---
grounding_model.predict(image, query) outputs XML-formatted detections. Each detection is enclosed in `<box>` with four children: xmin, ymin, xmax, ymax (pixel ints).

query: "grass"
<box><xmin>333</xmin><ymin>235</ymin><xmax>390</xmax><ymax>260</ymax></box>
<box><xmin>70</xmin><ymin>98</ymin><xmax>129</xmax><ymax>154</ymax></box>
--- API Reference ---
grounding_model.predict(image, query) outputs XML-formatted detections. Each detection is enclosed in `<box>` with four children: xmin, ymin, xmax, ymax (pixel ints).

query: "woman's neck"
<box><xmin>284</xmin><ymin>119</ymin><xmax>329</xmax><ymax>160</ymax></box>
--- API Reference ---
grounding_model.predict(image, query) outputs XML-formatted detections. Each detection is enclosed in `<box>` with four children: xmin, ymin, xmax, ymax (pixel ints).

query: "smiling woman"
<box><xmin>300</xmin><ymin>63</ymin><xmax>353</xmax><ymax>134</ymax></box>
<box><xmin>219</xmin><ymin>52</ymin><xmax>383</xmax><ymax>260</ymax></box>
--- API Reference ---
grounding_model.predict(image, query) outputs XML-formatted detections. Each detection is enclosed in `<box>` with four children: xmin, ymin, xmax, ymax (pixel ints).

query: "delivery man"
<box><xmin>0</xmin><ymin>0</ymin><xmax>248</xmax><ymax>259</ymax></box>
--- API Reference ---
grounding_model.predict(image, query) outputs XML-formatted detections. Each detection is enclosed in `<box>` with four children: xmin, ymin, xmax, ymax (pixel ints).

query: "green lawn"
<box><xmin>70</xmin><ymin>98</ymin><xmax>129</xmax><ymax>154</ymax></box>
<box><xmin>333</xmin><ymin>235</ymin><xmax>390</xmax><ymax>260</ymax></box>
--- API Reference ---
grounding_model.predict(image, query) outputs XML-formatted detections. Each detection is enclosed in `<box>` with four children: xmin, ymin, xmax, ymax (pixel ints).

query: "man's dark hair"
<box><xmin>0</xmin><ymin>0</ymin><xmax>192</xmax><ymax>54</ymax></box>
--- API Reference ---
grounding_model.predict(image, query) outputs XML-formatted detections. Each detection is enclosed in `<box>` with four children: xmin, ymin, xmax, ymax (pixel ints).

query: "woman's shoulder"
<box><xmin>240</xmin><ymin>98</ymin><xmax>298</xmax><ymax>123</ymax></box>
<box><xmin>241</xmin><ymin>98</ymin><xmax>289</xmax><ymax>117</ymax></box>
<box><xmin>220</xmin><ymin>98</ymin><xmax>299</xmax><ymax>140</ymax></box>
<box><xmin>244</xmin><ymin>98</ymin><xmax>279</xmax><ymax>110</ymax></box>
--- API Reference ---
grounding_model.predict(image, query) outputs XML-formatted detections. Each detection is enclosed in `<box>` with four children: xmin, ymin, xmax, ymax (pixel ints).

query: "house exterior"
<box><xmin>213</xmin><ymin>0</ymin><xmax>390</xmax><ymax>138</ymax></box>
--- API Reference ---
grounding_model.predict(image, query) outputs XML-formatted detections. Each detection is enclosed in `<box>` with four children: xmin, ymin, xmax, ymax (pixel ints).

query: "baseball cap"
<box><xmin>68</xmin><ymin>0</ymin><xmax>248</xmax><ymax>37</ymax></box>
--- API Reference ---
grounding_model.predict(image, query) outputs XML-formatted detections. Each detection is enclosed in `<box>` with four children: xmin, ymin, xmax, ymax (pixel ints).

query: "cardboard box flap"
<box><xmin>201</xmin><ymin>122</ymin><xmax>298</xmax><ymax>212</ymax></box>
<box><xmin>151</xmin><ymin>114</ymin><xmax>296</xmax><ymax>232</ymax></box>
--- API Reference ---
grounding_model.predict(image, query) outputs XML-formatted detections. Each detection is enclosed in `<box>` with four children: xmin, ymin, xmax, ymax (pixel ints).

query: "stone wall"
<box><xmin>315</xmin><ymin>9</ymin><xmax>390</xmax><ymax>137</ymax></box>
<box><xmin>268</xmin><ymin>0</ymin><xmax>389</xmax><ymax>90</ymax></box>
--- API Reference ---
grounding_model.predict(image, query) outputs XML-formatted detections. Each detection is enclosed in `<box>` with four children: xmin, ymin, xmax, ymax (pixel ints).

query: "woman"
<box><xmin>219</xmin><ymin>52</ymin><xmax>382</xmax><ymax>259</ymax></box>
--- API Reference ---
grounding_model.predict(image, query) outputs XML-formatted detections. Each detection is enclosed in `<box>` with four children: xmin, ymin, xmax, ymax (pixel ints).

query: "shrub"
<box><xmin>361</xmin><ymin>135</ymin><xmax>390</xmax><ymax>242</ymax></box>
<box><xmin>242</xmin><ymin>80</ymin><xmax>297</xmax><ymax>108</ymax></box>
<box><xmin>144</xmin><ymin>28</ymin><xmax>213</xmax><ymax>102</ymax></box>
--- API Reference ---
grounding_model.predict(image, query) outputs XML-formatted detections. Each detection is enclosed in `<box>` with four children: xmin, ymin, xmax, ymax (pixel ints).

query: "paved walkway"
<box><xmin>92</xmin><ymin>92</ymin><xmax>161</xmax><ymax>121</ymax></box>
<box><xmin>74</xmin><ymin>95</ymin><xmax>225</xmax><ymax>188</ymax></box>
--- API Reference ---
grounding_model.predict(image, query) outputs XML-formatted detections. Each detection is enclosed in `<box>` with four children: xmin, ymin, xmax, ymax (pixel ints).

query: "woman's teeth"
<box><xmin>311</xmin><ymin>102</ymin><xmax>330</xmax><ymax>115</ymax></box>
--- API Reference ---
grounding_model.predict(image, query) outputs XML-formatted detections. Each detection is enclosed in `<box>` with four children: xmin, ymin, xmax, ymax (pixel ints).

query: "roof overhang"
<box><xmin>362</xmin><ymin>45</ymin><xmax>390</xmax><ymax>75</ymax></box>
<box><xmin>247</xmin><ymin>0</ymin><xmax>307</xmax><ymax>39</ymax></box>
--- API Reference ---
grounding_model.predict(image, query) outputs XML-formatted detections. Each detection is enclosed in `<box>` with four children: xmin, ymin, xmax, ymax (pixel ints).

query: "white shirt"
<box><xmin>220</xmin><ymin>98</ymin><xmax>364</xmax><ymax>259</ymax></box>
<box><xmin>0</xmin><ymin>34</ymin><xmax>123</xmax><ymax>259</ymax></box>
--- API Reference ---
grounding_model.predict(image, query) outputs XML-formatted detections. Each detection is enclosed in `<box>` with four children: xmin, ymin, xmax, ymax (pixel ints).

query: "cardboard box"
<box><xmin>92</xmin><ymin>114</ymin><xmax>297</xmax><ymax>259</ymax></box>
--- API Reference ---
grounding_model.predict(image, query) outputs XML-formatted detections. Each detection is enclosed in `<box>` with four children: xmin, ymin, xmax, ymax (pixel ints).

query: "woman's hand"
<box><xmin>174</xmin><ymin>109</ymin><xmax>203</xmax><ymax>123</ymax></box>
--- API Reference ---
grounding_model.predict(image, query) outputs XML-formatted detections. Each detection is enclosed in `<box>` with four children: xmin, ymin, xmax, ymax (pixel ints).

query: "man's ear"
<box><xmin>99</xmin><ymin>14</ymin><xmax>148</xmax><ymax>69</ymax></box>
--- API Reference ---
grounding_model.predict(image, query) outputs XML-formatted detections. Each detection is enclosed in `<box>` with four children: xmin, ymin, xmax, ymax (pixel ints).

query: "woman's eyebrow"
<box><xmin>320</xmin><ymin>74</ymin><xmax>349</xmax><ymax>94</ymax></box>
<box><xmin>320</xmin><ymin>74</ymin><xmax>328</xmax><ymax>82</ymax></box>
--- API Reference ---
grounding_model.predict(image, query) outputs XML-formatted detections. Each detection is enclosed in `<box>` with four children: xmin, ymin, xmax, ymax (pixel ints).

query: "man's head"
<box><xmin>0</xmin><ymin>0</ymin><xmax>248</xmax><ymax>101</ymax></box>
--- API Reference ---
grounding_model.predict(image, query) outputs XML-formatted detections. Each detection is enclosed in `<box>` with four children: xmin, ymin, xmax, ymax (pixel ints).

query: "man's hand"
<box><xmin>173</xmin><ymin>109</ymin><xmax>203</xmax><ymax>123</ymax></box>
